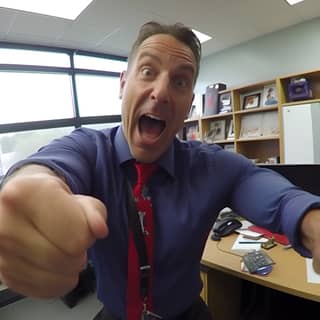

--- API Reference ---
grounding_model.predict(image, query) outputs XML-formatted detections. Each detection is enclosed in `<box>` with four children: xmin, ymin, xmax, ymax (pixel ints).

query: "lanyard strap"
<box><xmin>126</xmin><ymin>180</ymin><xmax>150</xmax><ymax>301</ymax></box>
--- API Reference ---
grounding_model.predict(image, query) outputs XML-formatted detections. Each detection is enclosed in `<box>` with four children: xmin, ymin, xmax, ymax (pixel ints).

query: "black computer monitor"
<box><xmin>260</xmin><ymin>164</ymin><xmax>320</xmax><ymax>196</ymax></box>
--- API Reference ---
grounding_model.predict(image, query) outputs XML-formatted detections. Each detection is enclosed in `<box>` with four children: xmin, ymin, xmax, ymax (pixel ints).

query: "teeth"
<box><xmin>146</xmin><ymin>114</ymin><xmax>161</xmax><ymax>121</ymax></box>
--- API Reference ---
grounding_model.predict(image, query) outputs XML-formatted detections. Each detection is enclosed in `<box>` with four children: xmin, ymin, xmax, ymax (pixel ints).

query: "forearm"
<box><xmin>300</xmin><ymin>209</ymin><xmax>320</xmax><ymax>273</ymax></box>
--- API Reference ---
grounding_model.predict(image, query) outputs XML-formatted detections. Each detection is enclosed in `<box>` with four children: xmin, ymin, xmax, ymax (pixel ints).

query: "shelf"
<box><xmin>184</xmin><ymin>117</ymin><xmax>200</xmax><ymax>123</ymax></box>
<box><xmin>282</xmin><ymin>98</ymin><xmax>320</xmax><ymax>107</ymax></box>
<box><xmin>213</xmin><ymin>139</ymin><xmax>234</xmax><ymax>144</ymax></box>
<box><xmin>201</xmin><ymin>112</ymin><xmax>233</xmax><ymax>120</ymax></box>
<box><xmin>183</xmin><ymin>68</ymin><xmax>320</xmax><ymax>164</ymax></box>
<box><xmin>234</xmin><ymin>105</ymin><xmax>278</xmax><ymax>115</ymax></box>
<box><xmin>236</xmin><ymin>135</ymin><xmax>279</xmax><ymax>142</ymax></box>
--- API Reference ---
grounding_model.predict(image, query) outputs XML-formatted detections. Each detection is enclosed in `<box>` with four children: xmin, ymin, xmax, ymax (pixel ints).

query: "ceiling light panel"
<box><xmin>192</xmin><ymin>29</ymin><xmax>212</xmax><ymax>44</ymax></box>
<box><xmin>285</xmin><ymin>0</ymin><xmax>304</xmax><ymax>5</ymax></box>
<box><xmin>0</xmin><ymin>0</ymin><xmax>94</xmax><ymax>20</ymax></box>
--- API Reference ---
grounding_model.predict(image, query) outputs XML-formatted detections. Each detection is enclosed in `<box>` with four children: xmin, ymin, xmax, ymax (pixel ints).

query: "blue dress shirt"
<box><xmin>7</xmin><ymin>125</ymin><xmax>320</xmax><ymax>319</ymax></box>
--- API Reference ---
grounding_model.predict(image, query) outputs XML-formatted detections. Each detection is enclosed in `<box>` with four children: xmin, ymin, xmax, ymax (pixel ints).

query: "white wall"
<box><xmin>196</xmin><ymin>17</ymin><xmax>320</xmax><ymax>93</ymax></box>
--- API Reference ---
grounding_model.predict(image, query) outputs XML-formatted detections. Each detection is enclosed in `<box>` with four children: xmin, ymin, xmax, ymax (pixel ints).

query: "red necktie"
<box><xmin>127</xmin><ymin>162</ymin><xmax>158</xmax><ymax>320</ymax></box>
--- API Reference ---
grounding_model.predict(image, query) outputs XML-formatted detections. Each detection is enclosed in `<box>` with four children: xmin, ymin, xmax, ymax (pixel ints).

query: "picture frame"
<box><xmin>240</xmin><ymin>114</ymin><xmax>262</xmax><ymax>138</ymax></box>
<box><xmin>218</xmin><ymin>92</ymin><xmax>232</xmax><ymax>114</ymax></box>
<box><xmin>262</xmin><ymin>84</ymin><xmax>278</xmax><ymax>106</ymax></box>
<box><xmin>204</xmin><ymin>120</ymin><xmax>226</xmax><ymax>143</ymax></box>
<box><xmin>227</xmin><ymin>119</ymin><xmax>234</xmax><ymax>140</ymax></box>
<box><xmin>242</xmin><ymin>92</ymin><xmax>261</xmax><ymax>110</ymax></box>
<box><xmin>210</xmin><ymin>120</ymin><xmax>226</xmax><ymax>141</ymax></box>
<box><xmin>186</xmin><ymin>124</ymin><xmax>199</xmax><ymax>141</ymax></box>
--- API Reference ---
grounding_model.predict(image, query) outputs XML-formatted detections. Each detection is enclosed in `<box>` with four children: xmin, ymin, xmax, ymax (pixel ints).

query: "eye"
<box><xmin>141</xmin><ymin>67</ymin><xmax>153</xmax><ymax>77</ymax></box>
<box><xmin>173</xmin><ymin>77</ymin><xmax>189</xmax><ymax>89</ymax></box>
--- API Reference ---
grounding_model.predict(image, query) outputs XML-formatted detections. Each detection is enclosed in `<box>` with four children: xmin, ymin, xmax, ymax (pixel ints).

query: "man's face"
<box><xmin>120</xmin><ymin>34</ymin><xmax>196</xmax><ymax>163</ymax></box>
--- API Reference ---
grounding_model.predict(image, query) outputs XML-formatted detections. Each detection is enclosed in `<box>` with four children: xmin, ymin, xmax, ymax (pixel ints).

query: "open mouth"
<box><xmin>139</xmin><ymin>114</ymin><xmax>166</xmax><ymax>140</ymax></box>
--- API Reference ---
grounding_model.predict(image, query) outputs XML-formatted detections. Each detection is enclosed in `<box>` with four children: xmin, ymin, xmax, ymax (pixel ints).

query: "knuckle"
<box><xmin>0</xmin><ymin>182</ymin><xmax>21</xmax><ymax>205</ymax></box>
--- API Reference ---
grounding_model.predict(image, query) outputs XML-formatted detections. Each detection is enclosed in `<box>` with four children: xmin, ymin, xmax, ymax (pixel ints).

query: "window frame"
<box><xmin>0</xmin><ymin>41</ymin><xmax>125</xmax><ymax>134</ymax></box>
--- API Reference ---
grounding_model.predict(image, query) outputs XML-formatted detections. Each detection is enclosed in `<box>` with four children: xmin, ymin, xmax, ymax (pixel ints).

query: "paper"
<box><xmin>231</xmin><ymin>234</ymin><xmax>268</xmax><ymax>254</ymax></box>
<box><xmin>306</xmin><ymin>258</ymin><xmax>320</xmax><ymax>283</ymax></box>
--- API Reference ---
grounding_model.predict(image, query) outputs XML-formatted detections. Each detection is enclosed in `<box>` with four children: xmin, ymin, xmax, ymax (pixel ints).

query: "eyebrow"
<box><xmin>137</xmin><ymin>52</ymin><xmax>195</xmax><ymax>76</ymax></box>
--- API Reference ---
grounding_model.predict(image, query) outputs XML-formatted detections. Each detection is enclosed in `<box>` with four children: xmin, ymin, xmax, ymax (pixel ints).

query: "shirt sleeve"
<box><xmin>4</xmin><ymin>128</ymin><xmax>100</xmax><ymax>195</ymax></box>
<box><xmin>229</xmin><ymin>161</ymin><xmax>320</xmax><ymax>257</ymax></box>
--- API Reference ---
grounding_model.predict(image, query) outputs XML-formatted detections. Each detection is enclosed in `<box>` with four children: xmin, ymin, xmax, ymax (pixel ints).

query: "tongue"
<box><xmin>139</xmin><ymin>116</ymin><xmax>164</xmax><ymax>139</ymax></box>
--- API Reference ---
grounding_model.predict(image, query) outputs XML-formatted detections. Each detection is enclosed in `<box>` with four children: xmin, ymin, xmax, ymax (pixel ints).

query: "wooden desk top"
<box><xmin>201</xmin><ymin>234</ymin><xmax>320</xmax><ymax>302</ymax></box>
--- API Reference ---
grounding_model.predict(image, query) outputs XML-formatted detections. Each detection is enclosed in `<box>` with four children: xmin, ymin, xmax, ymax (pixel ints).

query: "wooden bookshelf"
<box><xmin>183</xmin><ymin>69</ymin><xmax>320</xmax><ymax>164</ymax></box>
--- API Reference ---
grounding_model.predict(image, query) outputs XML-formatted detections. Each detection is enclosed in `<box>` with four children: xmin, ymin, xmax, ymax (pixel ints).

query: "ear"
<box><xmin>119</xmin><ymin>71</ymin><xmax>127</xmax><ymax>99</ymax></box>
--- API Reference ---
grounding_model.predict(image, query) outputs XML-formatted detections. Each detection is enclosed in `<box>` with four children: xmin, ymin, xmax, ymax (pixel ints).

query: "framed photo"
<box><xmin>262</xmin><ymin>84</ymin><xmax>278</xmax><ymax>106</ymax></box>
<box><xmin>240</xmin><ymin>114</ymin><xmax>262</xmax><ymax>138</ymax></box>
<box><xmin>227</xmin><ymin>119</ymin><xmax>234</xmax><ymax>140</ymax></box>
<box><xmin>204</xmin><ymin>120</ymin><xmax>226</xmax><ymax>143</ymax></box>
<box><xmin>211</xmin><ymin>120</ymin><xmax>225</xmax><ymax>140</ymax></box>
<box><xmin>218</xmin><ymin>92</ymin><xmax>232</xmax><ymax>114</ymax></box>
<box><xmin>186</xmin><ymin>124</ymin><xmax>199</xmax><ymax>141</ymax></box>
<box><xmin>242</xmin><ymin>92</ymin><xmax>261</xmax><ymax>109</ymax></box>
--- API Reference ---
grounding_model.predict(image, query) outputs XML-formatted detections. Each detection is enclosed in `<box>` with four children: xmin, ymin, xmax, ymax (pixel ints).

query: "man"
<box><xmin>1</xmin><ymin>21</ymin><xmax>320</xmax><ymax>320</ymax></box>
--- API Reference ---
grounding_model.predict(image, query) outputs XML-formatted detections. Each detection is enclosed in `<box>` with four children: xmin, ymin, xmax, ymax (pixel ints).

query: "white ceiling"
<box><xmin>0</xmin><ymin>0</ymin><xmax>320</xmax><ymax>58</ymax></box>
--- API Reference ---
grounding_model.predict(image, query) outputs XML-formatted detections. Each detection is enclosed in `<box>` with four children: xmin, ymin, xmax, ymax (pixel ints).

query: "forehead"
<box><xmin>135</xmin><ymin>34</ymin><xmax>196</xmax><ymax>67</ymax></box>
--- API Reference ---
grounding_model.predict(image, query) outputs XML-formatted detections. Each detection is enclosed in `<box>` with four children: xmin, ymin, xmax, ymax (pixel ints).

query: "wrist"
<box><xmin>300</xmin><ymin>209</ymin><xmax>320</xmax><ymax>251</ymax></box>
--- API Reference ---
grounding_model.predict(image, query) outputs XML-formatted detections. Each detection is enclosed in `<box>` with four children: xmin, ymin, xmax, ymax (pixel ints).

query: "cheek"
<box><xmin>178</xmin><ymin>97</ymin><xmax>193</xmax><ymax>118</ymax></box>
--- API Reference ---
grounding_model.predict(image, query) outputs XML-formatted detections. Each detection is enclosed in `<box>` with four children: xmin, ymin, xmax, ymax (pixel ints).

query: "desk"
<box><xmin>200</xmin><ymin>234</ymin><xmax>320</xmax><ymax>319</ymax></box>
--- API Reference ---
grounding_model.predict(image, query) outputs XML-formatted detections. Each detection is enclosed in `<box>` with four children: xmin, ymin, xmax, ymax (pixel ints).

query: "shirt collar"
<box><xmin>114</xmin><ymin>125</ymin><xmax>175</xmax><ymax>178</ymax></box>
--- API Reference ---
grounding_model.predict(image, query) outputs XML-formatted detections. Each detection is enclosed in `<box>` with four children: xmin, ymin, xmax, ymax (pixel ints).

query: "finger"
<box><xmin>0</xmin><ymin>254</ymin><xmax>79</xmax><ymax>298</ymax></box>
<box><xmin>1</xmin><ymin>175</ymin><xmax>107</xmax><ymax>257</ymax></box>
<box><xmin>312</xmin><ymin>258</ymin><xmax>320</xmax><ymax>274</ymax></box>
<box><xmin>0</xmin><ymin>199</ymin><xmax>87</xmax><ymax>275</ymax></box>
<box><xmin>0</xmin><ymin>237</ymin><xmax>87</xmax><ymax>276</ymax></box>
<box><xmin>3</xmin><ymin>178</ymin><xmax>96</xmax><ymax>256</ymax></box>
<box><xmin>74</xmin><ymin>195</ymin><xmax>109</xmax><ymax>240</ymax></box>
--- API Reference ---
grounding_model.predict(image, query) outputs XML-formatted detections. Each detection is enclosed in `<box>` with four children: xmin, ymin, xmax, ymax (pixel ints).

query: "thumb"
<box><xmin>74</xmin><ymin>195</ymin><xmax>109</xmax><ymax>240</ymax></box>
<box><xmin>312</xmin><ymin>258</ymin><xmax>320</xmax><ymax>274</ymax></box>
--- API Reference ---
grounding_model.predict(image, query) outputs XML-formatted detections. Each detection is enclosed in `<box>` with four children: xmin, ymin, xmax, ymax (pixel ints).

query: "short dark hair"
<box><xmin>128</xmin><ymin>21</ymin><xmax>201</xmax><ymax>84</ymax></box>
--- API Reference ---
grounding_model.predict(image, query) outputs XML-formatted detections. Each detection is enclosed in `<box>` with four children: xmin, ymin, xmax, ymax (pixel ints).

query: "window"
<box><xmin>76</xmin><ymin>74</ymin><xmax>121</xmax><ymax>116</ymax></box>
<box><xmin>74</xmin><ymin>54</ymin><xmax>127</xmax><ymax>72</ymax></box>
<box><xmin>0</xmin><ymin>127</ymin><xmax>73</xmax><ymax>175</ymax></box>
<box><xmin>0</xmin><ymin>48</ymin><xmax>70</xmax><ymax>67</ymax></box>
<box><xmin>0</xmin><ymin>72</ymin><xmax>74</xmax><ymax>124</ymax></box>
<box><xmin>0</xmin><ymin>44</ymin><xmax>125</xmax><ymax>175</ymax></box>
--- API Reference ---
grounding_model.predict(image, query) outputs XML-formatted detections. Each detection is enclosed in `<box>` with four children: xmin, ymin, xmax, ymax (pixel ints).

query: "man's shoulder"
<box><xmin>65</xmin><ymin>126</ymin><xmax>118</xmax><ymax>146</ymax></box>
<box><xmin>71</xmin><ymin>126</ymin><xmax>116</xmax><ymax>138</ymax></box>
<box><xmin>174</xmin><ymin>138</ymin><xmax>250</xmax><ymax>167</ymax></box>
<box><xmin>175</xmin><ymin>139</ymin><xmax>223</xmax><ymax>155</ymax></box>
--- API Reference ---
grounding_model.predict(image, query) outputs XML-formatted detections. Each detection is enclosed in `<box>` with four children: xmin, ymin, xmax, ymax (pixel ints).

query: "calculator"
<box><xmin>242</xmin><ymin>250</ymin><xmax>275</xmax><ymax>274</ymax></box>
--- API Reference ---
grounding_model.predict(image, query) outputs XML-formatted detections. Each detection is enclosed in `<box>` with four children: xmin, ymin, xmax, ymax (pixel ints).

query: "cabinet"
<box><xmin>184</xmin><ymin>69</ymin><xmax>320</xmax><ymax>164</ymax></box>
<box><xmin>200</xmin><ymin>266</ymin><xmax>242</xmax><ymax>320</ymax></box>
<box><xmin>282</xmin><ymin>103</ymin><xmax>320</xmax><ymax>163</ymax></box>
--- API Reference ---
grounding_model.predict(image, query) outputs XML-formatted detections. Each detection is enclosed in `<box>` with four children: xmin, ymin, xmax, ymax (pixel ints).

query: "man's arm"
<box><xmin>300</xmin><ymin>209</ymin><xmax>320</xmax><ymax>273</ymax></box>
<box><xmin>0</xmin><ymin>164</ymin><xmax>108</xmax><ymax>298</ymax></box>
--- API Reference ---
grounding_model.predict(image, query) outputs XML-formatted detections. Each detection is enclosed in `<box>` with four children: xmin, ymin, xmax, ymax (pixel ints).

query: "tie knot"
<box><xmin>134</xmin><ymin>162</ymin><xmax>158</xmax><ymax>187</ymax></box>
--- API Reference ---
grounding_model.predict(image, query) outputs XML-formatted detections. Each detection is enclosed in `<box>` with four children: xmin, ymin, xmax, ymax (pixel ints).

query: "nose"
<box><xmin>151</xmin><ymin>75</ymin><xmax>170</xmax><ymax>104</ymax></box>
